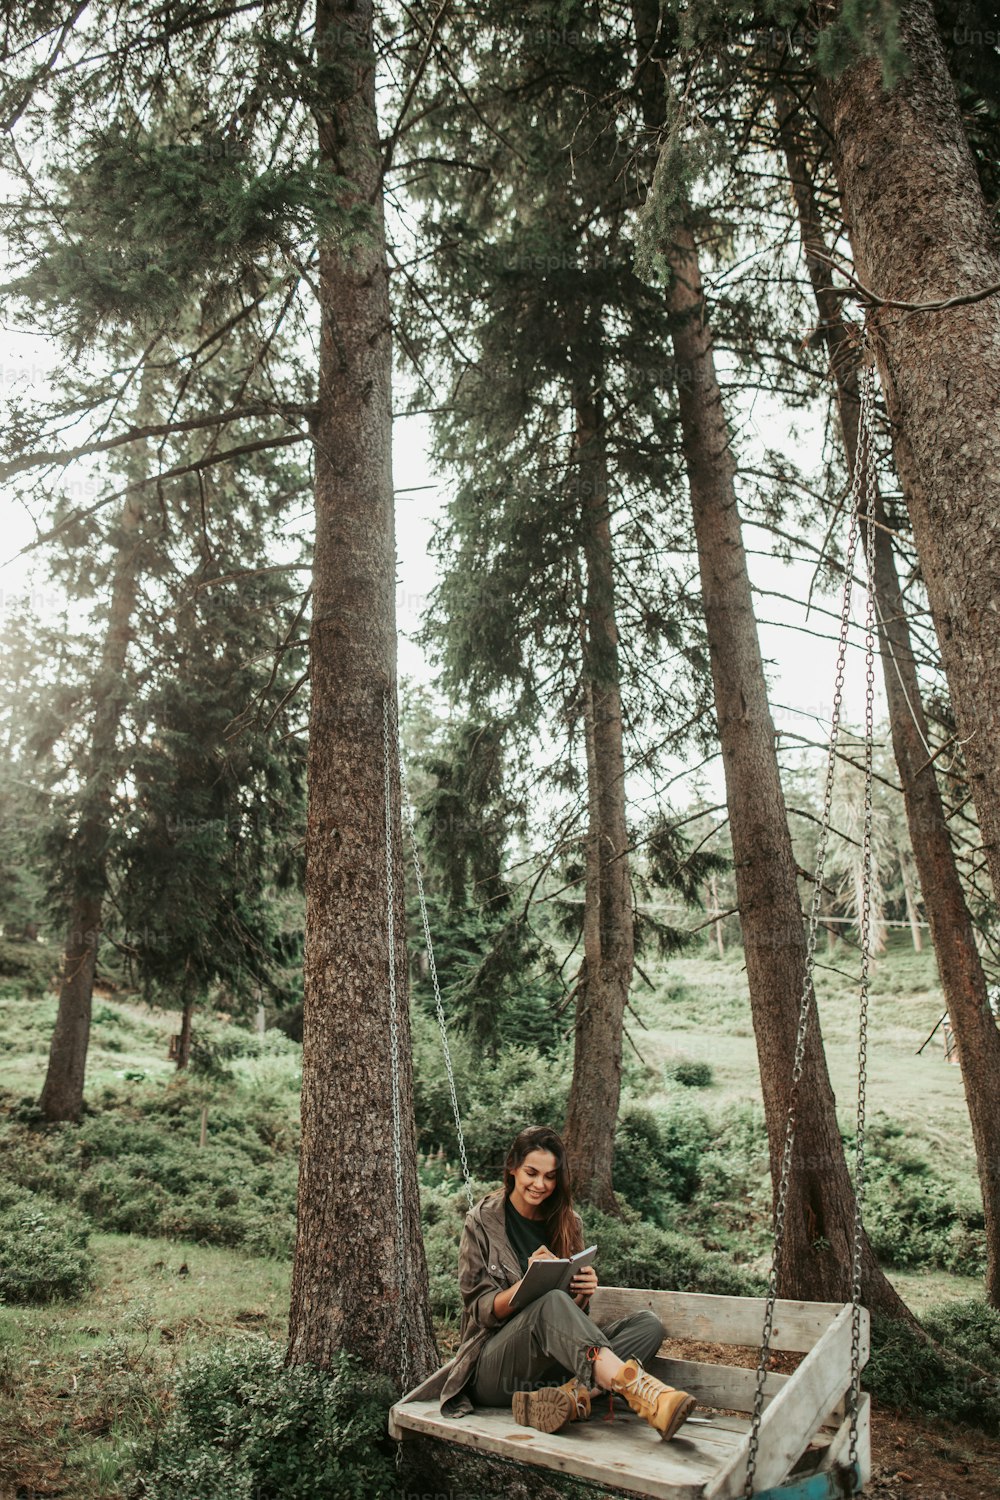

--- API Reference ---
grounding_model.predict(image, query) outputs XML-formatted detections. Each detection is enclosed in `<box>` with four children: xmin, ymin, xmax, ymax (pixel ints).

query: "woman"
<box><xmin>434</xmin><ymin>1124</ymin><xmax>696</xmax><ymax>1440</ymax></box>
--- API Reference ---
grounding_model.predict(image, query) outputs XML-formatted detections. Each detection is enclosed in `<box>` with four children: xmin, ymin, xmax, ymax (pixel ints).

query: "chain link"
<box><xmin>743</xmin><ymin>341</ymin><xmax>875</xmax><ymax>1498</ymax></box>
<box><xmin>850</xmin><ymin>355</ymin><xmax>879</xmax><ymax>1474</ymax></box>
<box><xmin>398</xmin><ymin>748</ymin><xmax>477</xmax><ymax>1213</ymax></box>
<box><xmin>383</xmin><ymin>688</ymin><xmax>410</xmax><ymax>1400</ymax></box>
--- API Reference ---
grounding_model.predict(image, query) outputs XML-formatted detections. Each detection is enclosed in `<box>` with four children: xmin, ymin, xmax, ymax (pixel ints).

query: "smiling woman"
<box><xmin>420</xmin><ymin>1123</ymin><xmax>696</xmax><ymax>1442</ymax></box>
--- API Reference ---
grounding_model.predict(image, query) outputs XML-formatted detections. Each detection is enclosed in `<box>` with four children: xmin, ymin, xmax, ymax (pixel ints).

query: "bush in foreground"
<box><xmin>924</xmin><ymin>1297</ymin><xmax>1000</xmax><ymax>1382</ymax></box>
<box><xmin>133</xmin><ymin>1339</ymin><xmax>398</xmax><ymax>1500</ymax></box>
<box><xmin>867</xmin><ymin>1311</ymin><xmax>1000</xmax><ymax>1436</ymax></box>
<box><xmin>0</xmin><ymin>1184</ymin><xmax>94</xmax><ymax>1303</ymax></box>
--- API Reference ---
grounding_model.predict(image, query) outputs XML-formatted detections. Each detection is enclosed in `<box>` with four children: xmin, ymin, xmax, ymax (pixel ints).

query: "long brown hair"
<box><xmin>503</xmin><ymin>1125</ymin><xmax>583</xmax><ymax>1259</ymax></box>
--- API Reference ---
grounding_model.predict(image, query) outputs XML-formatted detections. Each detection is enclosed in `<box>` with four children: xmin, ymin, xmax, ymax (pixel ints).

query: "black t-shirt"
<box><xmin>504</xmin><ymin>1195</ymin><xmax>552</xmax><ymax>1274</ymax></box>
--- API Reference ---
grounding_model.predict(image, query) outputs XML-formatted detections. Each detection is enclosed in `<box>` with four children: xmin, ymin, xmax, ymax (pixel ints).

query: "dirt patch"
<box><xmin>867</xmin><ymin>1407</ymin><xmax>1000</xmax><ymax>1499</ymax></box>
<box><xmin>659</xmin><ymin>1337</ymin><xmax>804</xmax><ymax>1374</ymax></box>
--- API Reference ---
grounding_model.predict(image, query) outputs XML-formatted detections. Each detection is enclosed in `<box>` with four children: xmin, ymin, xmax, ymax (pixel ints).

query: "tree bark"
<box><xmin>664</xmin><ymin>221</ymin><xmax>909</xmax><ymax>1315</ymax></box>
<box><xmin>632</xmin><ymin>0</ymin><xmax>910</xmax><ymax>1317</ymax></box>
<box><xmin>286</xmin><ymin>0</ymin><xmax>437</xmax><ymax>1382</ymax></box>
<box><xmin>777</xmin><ymin>82</ymin><xmax>1000</xmax><ymax>1304</ymax></box>
<box><xmin>563</xmin><ymin>381</ymin><xmax>634</xmax><ymax>1212</ymax></box>
<box><xmin>817</xmin><ymin>0</ymin><xmax>1000</xmax><ymax>914</ymax></box>
<box><xmin>39</xmin><ymin>486</ymin><xmax>145</xmax><ymax>1123</ymax></box>
<box><xmin>176</xmin><ymin>998</ymin><xmax>194</xmax><ymax>1069</ymax></box>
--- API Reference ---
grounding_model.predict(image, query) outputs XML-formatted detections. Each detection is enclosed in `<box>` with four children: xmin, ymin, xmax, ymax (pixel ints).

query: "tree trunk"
<box><xmin>709</xmin><ymin>871</ymin><xmax>725</xmax><ymax>957</ymax></box>
<box><xmin>777</xmin><ymin>81</ymin><xmax>1000</xmax><ymax>1304</ymax></box>
<box><xmin>286</xmin><ymin>0</ymin><xmax>436</xmax><ymax>1382</ymax></box>
<box><xmin>663</xmin><ymin>220</ymin><xmax>908</xmax><ymax>1315</ymax></box>
<box><xmin>898</xmin><ymin>850</ymin><xmax>923</xmax><ymax>953</ymax></box>
<box><xmin>563</xmin><ymin>383</ymin><xmax>634</xmax><ymax>1210</ymax></box>
<box><xmin>817</xmin><ymin>0</ymin><xmax>1000</xmax><ymax>914</ymax></box>
<box><xmin>38</xmin><ymin>894</ymin><xmax>102</xmax><ymax>1121</ymax></box>
<box><xmin>38</xmin><ymin>486</ymin><xmax>145</xmax><ymax>1123</ymax></box>
<box><xmin>632</xmin><ymin>0</ymin><xmax>910</xmax><ymax>1317</ymax></box>
<box><xmin>176</xmin><ymin>999</ymin><xmax>194</xmax><ymax>1069</ymax></box>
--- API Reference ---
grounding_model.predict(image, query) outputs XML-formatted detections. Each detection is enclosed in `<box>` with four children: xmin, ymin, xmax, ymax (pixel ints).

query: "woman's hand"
<box><xmin>570</xmin><ymin>1264</ymin><xmax>598</xmax><ymax>1307</ymax></box>
<box><xmin>494</xmin><ymin>1247</ymin><xmax>558</xmax><ymax>1320</ymax></box>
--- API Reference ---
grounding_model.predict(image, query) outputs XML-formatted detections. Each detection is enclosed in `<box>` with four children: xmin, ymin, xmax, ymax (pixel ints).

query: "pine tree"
<box><xmin>285</xmin><ymin>0</ymin><xmax>437</xmax><ymax>1381</ymax></box>
<box><xmin>629</xmin><ymin>0</ymin><xmax>913</xmax><ymax>1317</ymax></box>
<box><xmin>3</xmin><ymin>0</ymin><xmax>439</xmax><ymax>1374</ymax></box>
<box><xmin>772</xmin><ymin>56</ymin><xmax>1000</xmax><ymax>1305</ymax></box>
<box><xmin>398</xmin><ymin>0</ymin><xmax>713</xmax><ymax>1206</ymax></box>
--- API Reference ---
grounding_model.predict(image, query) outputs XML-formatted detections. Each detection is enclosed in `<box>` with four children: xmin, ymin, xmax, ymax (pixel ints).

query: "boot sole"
<box><xmin>512</xmin><ymin>1387</ymin><xmax>574</xmax><ymax>1434</ymax></box>
<box><xmin>658</xmin><ymin>1394</ymin><xmax>697</xmax><ymax>1441</ymax></box>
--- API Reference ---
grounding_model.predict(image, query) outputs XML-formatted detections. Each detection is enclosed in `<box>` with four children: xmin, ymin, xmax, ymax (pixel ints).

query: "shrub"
<box><xmin>0</xmin><ymin>1079</ymin><xmax>299</xmax><ymax>1257</ymax></box>
<box><xmin>420</xmin><ymin>1179</ymin><xmax>473</xmax><ymax>1325</ymax></box>
<box><xmin>412</xmin><ymin>1013</ymin><xmax>571</xmax><ymax>1177</ymax></box>
<box><xmin>0</xmin><ymin>1184</ymin><xmax>94</xmax><ymax>1303</ymax></box>
<box><xmin>924</xmin><ymin>1297</ymin><xmax>1000</xmax><ymax>1378</ymax></box>
<box><xmin>580</xmin><ymin>1206</ymin><xmax>763</xmax><ymax>1297</ymax></box>
<box><xmin>861</xmin><ymin>1119</ymin><xmax>985</xmax><ymax>1274</ymax></box>
<box><xmin>134</xmin><ymin>1338</ymin><xmax>399</xmax><ymax>1500</ymax></box>
<box><xmin>866</xmin><ymin>1316</ymin><xmax>1000</xmax><ymax>1435</ymax></box>
<box><xmin>677</xmin><ymin>1100</ymin><xmax>772</xmax><ymax>1257</ymax></box>
<box><xmin>188</xmin><ymin>1024</ymin><xmax>265</xmax><ymax>1079</ymax></box>
<box><xmin>460</xmin><ymin>1047</ymin><xmax>571</xmax><ymax>1177</ymax></box>
<box><xmin>613</xmin><ymin>1102</ymin><xmax>714</xmax><ymax>1225</ymax></box>
<box><xmin>665</xmin><ymin>1059</ymin><xmax>714</xmax><ymax>1089</ymax></box>
<box><xmin>0</xmin><ymin>940</ymin><xmax>57</xmax><ymax>991</ymax></box>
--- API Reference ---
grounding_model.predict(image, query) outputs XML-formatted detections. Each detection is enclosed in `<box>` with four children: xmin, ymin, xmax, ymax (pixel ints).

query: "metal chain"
<box><xmin>850</xmin><ymin>356</ymin><xmax>879</xmax><ymax>1473</ymax></box>
<box><xmin>743</xmin><ymin>343</ymin><xmax>872</xmax><ymax>1499</ymax></box>
<box><xmin>398</xmin><ymin>726</ymin><xmax>476</xmax><ymax>1213</ymax></box>
<box><xmin>383</xmin><ymin>687</ymin><xmax>410</xmax><ymax>1400</ymax></box>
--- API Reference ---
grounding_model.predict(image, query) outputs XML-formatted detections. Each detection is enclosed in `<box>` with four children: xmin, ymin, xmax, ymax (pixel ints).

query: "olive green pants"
<box><xmin>471</xmin><ymin>1289</ymin><xmax>665</xmax><ymax>1405</ymax></box>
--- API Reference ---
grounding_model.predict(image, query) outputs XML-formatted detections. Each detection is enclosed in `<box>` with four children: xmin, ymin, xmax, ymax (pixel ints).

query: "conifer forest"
<box><xmin>2</xmin><ymin>1</ymin><xmax>1000</xmax><ymax>1496</ymax></box>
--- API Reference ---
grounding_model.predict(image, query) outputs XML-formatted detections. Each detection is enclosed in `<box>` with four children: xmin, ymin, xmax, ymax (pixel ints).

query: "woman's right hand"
<box><xmin>494</xmin><ymin>1247</ymin><xmax>556</xmax><ymax>1319</ymax></box>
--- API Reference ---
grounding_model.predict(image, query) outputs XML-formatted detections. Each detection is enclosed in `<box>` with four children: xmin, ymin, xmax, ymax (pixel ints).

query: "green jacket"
<box><xmin>409</xmin><ymin>1187</ymin><xmax>584</xmax><ymax>1416</ymax></box>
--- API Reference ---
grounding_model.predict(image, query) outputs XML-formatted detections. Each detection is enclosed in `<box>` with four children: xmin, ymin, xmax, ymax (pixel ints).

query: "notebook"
<box><xmin>506</xmin><ymin>1245</ymin><xmax>598</xmax><ymax>1314</ymax></box>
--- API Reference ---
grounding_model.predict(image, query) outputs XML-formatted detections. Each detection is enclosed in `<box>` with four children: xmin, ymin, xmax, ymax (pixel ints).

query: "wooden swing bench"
<box><xmin>389</xmin><ymin>1287</ymin><xmax>871</xmax><ymax>1500</ymax></box>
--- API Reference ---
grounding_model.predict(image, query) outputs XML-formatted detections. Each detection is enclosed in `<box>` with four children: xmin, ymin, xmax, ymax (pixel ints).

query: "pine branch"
<box><xmin>7</xmin><ymin>432</ymin><xmax>308</xmax><ymax>564</ymax></box>
<box><xmin>0</xmin><ymin>403</ymin><xmax>315</xmax><ymax>482</ymax></box>
<box><xmin>811</xmin><ymin>248</ymin><xmax>1000</xmax><ymax>315</ymax></box>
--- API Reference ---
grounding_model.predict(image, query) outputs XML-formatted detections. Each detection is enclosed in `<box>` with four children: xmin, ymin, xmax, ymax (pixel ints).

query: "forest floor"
<box><xmin>3</xmin><ymin>1232</ymin><xmax>998</xmax><ymax>1499</ymax></box>
<box><xmin>866</xmin><ymin>1408</ymin><xmax>999</xmax><ymax>1499</ymax></box>
<box><xmin>1</xmin><ymin>937</ymin><xmax>999</xmax><ymax>1497</ymax></box>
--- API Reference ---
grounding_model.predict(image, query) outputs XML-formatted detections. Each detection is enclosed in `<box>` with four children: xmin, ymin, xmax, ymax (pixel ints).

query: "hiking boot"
<box><xmin>611</xmin><ymin>1359</ymin><xmax>696</xmax><ymax>1440</ymax></box>
<box><xmin>512</xmin><ymin>1376</ymin><xmax>592</xmax><ymax>1433</ymax></box>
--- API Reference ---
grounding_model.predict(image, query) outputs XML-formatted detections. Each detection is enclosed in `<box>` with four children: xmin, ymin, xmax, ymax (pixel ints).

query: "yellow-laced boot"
<box><xmin>512</xmin><ymin>1376</ymin><xmax>592</xmax><ymax>1433</ymax></box>
<box><xmin>611</xmin><ymin>1359</ymin><xmax>696</xmax><ymax>1440</ymax></box>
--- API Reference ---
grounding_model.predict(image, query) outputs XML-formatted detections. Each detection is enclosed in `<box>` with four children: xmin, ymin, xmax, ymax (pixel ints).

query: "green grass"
<box><xmin>890</xmin><ymin>1269</ymin><xmax>986</xmax><ymax>1317</ymax></box>
<box><xmin>0</xmin><ymin>1233</ymin><xmax>290</xmax><ymax>1499</ymax></box>
<box><xmin>632</xmin><ymin>937</ymin><xmax>976</xmax><ymax>1184</ymax></box>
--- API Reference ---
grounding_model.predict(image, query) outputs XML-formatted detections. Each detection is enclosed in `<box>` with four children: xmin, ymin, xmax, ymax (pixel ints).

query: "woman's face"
<box><xmin>509</xmin><ymin>1148</ymin><xmax>559</xmax><ymax>1218</ymax></box>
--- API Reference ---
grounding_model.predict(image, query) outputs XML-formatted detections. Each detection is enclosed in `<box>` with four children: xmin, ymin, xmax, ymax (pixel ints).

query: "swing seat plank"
<box><xmin>388</xmin><ymin>1289</ymin><xmax>871</xmax><ymax>1499</ymax></box>
<box><xmin>705</xmin><ymin>1303</ymin><xmax>868</xmax><ymax>1498</ymax></box>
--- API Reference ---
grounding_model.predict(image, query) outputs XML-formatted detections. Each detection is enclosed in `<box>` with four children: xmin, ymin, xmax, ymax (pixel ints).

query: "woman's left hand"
<box><xmin>570</xmin><ymin>1265</ymin><xmax>598</xmax><ymax>1304</ymax></box>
